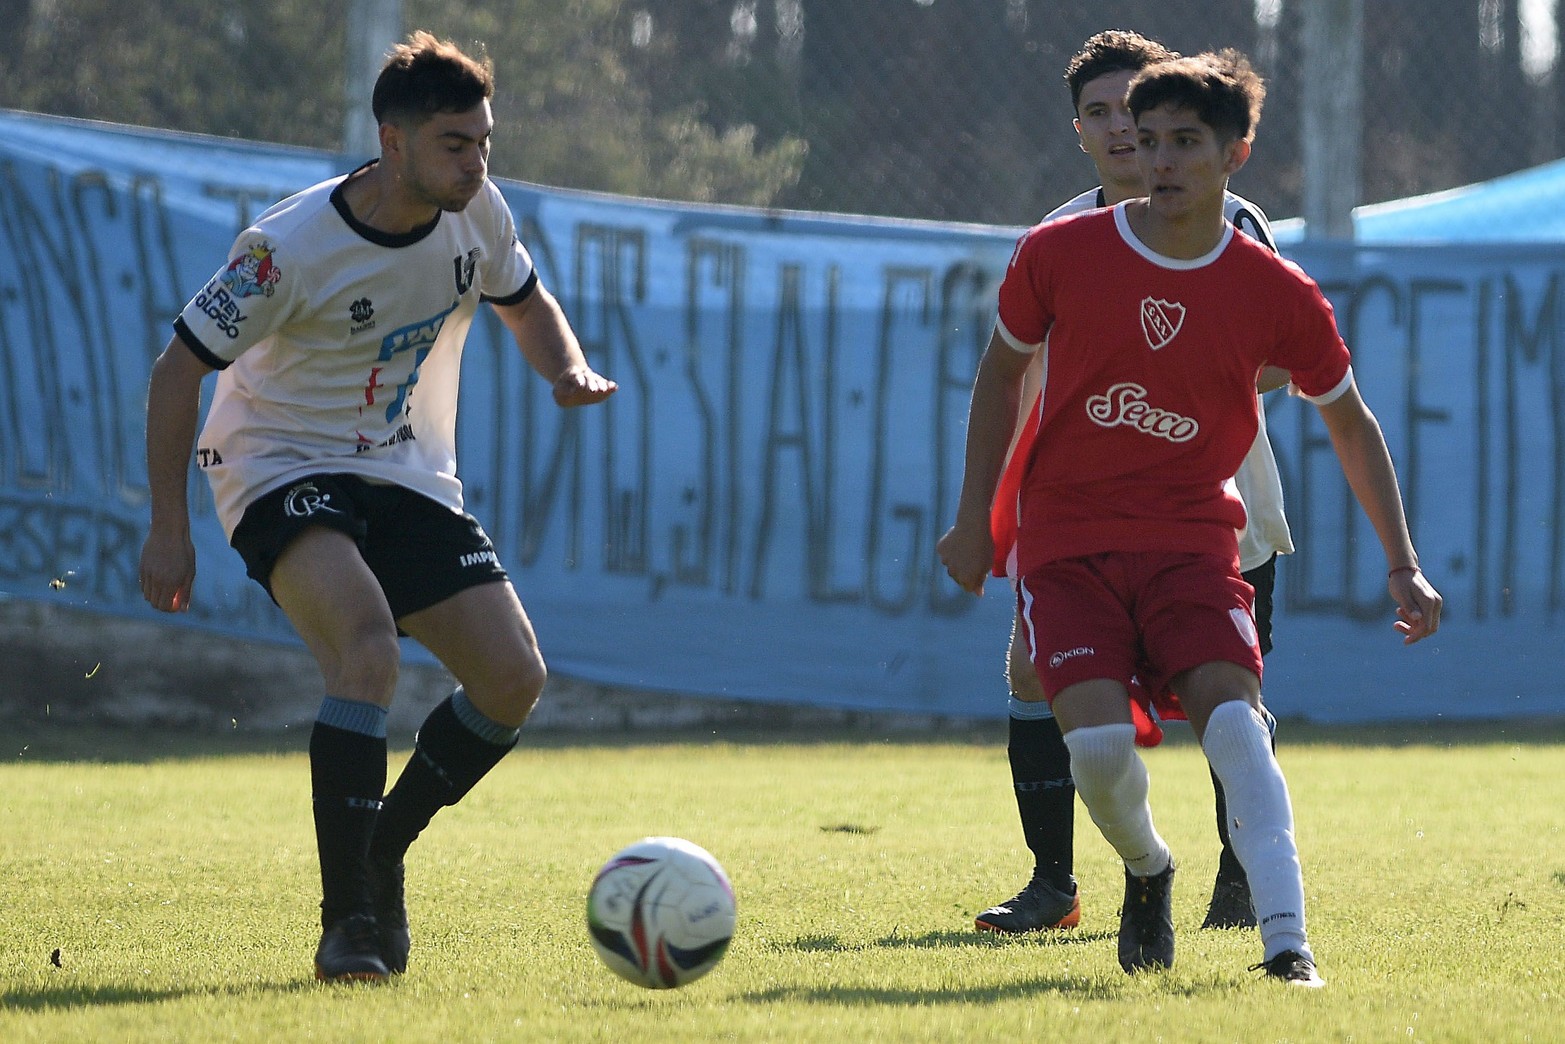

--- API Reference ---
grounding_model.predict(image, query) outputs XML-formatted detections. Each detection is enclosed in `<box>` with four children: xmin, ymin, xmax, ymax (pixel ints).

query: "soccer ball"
<box><xmin>585</xmin><ymin>836</ymin><xmax>736</xmax><ymax>989</ymax></box>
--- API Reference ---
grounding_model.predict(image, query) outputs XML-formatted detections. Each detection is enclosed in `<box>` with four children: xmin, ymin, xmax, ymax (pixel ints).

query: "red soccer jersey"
<box><xmin>996</xmin><ymin>203</ymin><xmax>1350</xmax><ymax>577</ymax></box>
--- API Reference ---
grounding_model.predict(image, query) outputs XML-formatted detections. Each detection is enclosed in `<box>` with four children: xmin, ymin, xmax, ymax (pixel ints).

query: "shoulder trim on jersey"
<box><xmin>482</xmin><ymin>269</ymin><xmax>539</xmax><ymax>307</ymax></box>
<box><xmin>172</xmin><ymin>316</ymin><xmax>229</xmax><ymax>370</ymax></box>
<box><xmin>330</xmin><ymin>172</ymin><xmax>442</xmax><ymax>248</ymax></box>
<box><xmin>1297</xmin><ymin>366</ymin><xmax>1354</xmax><ymax>406</ymax></box>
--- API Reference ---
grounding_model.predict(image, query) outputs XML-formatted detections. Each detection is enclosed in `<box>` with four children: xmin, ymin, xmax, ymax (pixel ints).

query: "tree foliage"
<box><xmin>0</xmin><ymin>0</ymin><xmax>344</xmax><ymax>148</ymax></box>
<box><xmin>0</xmin><ymin>0</ymin><xmax>1557</xmax><ymax>223</ymax></box>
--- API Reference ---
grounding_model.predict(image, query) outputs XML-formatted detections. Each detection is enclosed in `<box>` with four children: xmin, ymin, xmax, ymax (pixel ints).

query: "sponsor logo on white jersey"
<box><xmin>454</xmin><ymin>248</ymin><xmax>480</xmax><ymax>295</ymax></box>
<box><xmin>349</xmin><ymin>297</ymin><xmax>376</xmax><ymax>335</ymax></box>
<box><xmin>221</xmin><ymin>241</ymin><xmax>282</xmax><ymax>299</ymax></box>
<box><xmin>1140</xmin><ymin>297</ymin><xmax>1186</xmax><ymax>350</ymax></box>
<box><xmin>1085</xmin><ymin>382</ymin><xmax>1199</xmax><ymax>443</ymax></box>
<box><xmin>193</xmin><ymin>283</ymin><xmax>246</xmax><ymax>339</ymax></box>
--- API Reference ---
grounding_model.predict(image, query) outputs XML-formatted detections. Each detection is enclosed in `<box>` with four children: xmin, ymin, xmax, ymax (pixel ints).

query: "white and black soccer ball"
<box><xmin>585</xmin><ymin>836</ymin><xmax>736</xmax><ymax>989</ymax></box>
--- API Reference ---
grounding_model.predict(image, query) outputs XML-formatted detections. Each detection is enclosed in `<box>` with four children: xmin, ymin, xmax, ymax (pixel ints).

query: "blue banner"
<box><xmin>2</xmin><ymin>110</ymin><xmax>1561</xmax><ymax>722</ymax></box>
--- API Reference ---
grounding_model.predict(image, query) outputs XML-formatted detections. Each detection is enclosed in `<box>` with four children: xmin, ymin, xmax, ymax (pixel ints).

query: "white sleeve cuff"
<box><xmin>1293</xmin><ymin>366</ymin><xmax>1354</xmax><ymax>406</ymax></box>
<box><xmin>995</xmin><ymin>318</ymin><xmax>1042</xmax><ymax>354</ymax></box>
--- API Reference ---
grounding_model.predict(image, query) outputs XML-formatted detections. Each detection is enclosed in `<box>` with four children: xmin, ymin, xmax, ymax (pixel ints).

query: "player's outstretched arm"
<box><xmin>492</xmin><ymin>287</ymin><xmax>617</xmax><ymax>407</ymax></box>
<box><xmin>140</xmin><ymin>335</ymin><xmax>213</xmax><ymax>613</ymax></box>
<box><xmin>937</xmin><ymin>330</ymin><xmax>1031</xmax><ymax>596</ymax></box>
<box><xmin>1313</xmin><ymin>380</ymin><xmax>1443</xmax><ymax>643</ymax></box>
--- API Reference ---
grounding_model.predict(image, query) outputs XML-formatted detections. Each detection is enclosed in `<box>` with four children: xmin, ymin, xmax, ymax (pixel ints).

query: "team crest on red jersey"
<box><xmin>1140</xmin><ymin>297</ymin><xmax>1185</xmax><ymax>350</ymax></box>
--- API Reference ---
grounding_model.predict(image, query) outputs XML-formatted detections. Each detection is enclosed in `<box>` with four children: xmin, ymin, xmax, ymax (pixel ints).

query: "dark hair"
<box><xmin>1127</xmin><ymin>49</ymin><xmax>1266</xmax><ymax>143</ymax></box>
<box><xmin>371</xmin><ymin>30</ymin><xmax>494</xmax><ymax>126</ymax></box>
<box><xmin>1064</xmin><ymin>30</ymin><xmax>1178</xmax><ymax>113</ymax></box>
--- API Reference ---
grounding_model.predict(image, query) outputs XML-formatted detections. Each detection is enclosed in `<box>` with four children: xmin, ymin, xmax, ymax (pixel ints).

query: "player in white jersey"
<box><xmin>970</xmin><ymin>31</ymin><xmax>1293</xmax><ymax>939</ymax></box>
<box><xmin>139</xmin><ymin>32</ymin><xmax>616</xmax><ymax>983</ymax></box>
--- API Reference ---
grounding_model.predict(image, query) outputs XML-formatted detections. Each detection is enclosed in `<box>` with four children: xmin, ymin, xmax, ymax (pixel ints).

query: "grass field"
<box><xmin>2</xmin><ymin>718</ymin><xmax>1562</xmax><ymax>1042</ymax></box>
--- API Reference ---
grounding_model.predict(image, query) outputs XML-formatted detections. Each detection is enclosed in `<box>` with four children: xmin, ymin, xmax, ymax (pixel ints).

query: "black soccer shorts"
<box><xmin>230</xmin><ymin>472</ymin><xmax>509</xmax><ymax>619</ymax></box>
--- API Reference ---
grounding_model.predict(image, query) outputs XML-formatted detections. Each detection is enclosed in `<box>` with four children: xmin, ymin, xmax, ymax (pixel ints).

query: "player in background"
<box><xmin>139</xmin><ymin>31</ymin><xmax>616</xmax><ymax>982</ymax></box>
<box><xmin>975</xmin><ymin>30</ymin><xmax>1293</xmax><ymax>938</ymax></box>
<box><xmin>940</xmin><ymin>49</ymin><xmax>1441</xmax><ymax>984</ymax></box>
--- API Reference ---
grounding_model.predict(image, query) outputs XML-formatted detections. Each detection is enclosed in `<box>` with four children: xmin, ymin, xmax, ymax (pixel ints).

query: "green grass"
<box><xmin>2</xmin><ymin>720</ymin><xmax>1562</xmax><ymax>1042</ymax></box>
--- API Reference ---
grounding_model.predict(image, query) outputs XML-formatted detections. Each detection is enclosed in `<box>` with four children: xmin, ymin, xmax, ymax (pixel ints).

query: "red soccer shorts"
<box><xmin>1015</xmin><ymin>550</ymin><xmax>1263</xmax><ymax>725</ymax></box>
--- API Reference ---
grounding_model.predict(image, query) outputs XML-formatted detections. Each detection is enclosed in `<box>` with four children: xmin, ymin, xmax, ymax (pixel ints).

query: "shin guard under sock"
<box><xmin>1007</xmin><ymin>698</ymin><xmax>1076</xmax><ymax>890</ymax></box>
<box><xmin>1062</xmin><ymin>722</ymin><xmax>1169</xmax><ymax>877</ymax></box>
<box><xmin>310</xmin><ymin>700</ymin><xmax>388</xmax><ymax>927</ymax></box>
<box><xmin>1212</xmin><ymin>706</ymin><xmax>1278</xmax><ymax>874</ymax></box>
<box><xmin>370</xmin><ymin>689</ymin><xmax>518</xmax><ymax>863</ymax></box>
<box><xmin>1202</xmin><ymin>701</ymin><xmax>1310</xmax><ymax>961</ymax></box>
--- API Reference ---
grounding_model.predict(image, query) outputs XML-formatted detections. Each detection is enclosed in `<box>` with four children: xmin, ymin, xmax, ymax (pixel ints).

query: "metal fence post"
<box><xmin>1302</xmin><ymin>0</ymin><xmax>1363</xmax><ymax>240</ymax></box>
<box><xmin>343</xmin><ymin>0</ymin><xmax>404</xmax><ymax>160</ymax></box>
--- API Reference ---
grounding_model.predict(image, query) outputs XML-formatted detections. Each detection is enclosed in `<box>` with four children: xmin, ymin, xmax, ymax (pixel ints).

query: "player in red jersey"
<box><xmin>974</xmin><ymin>29</ymin><xmax>1295</xmax><ymax>941</ymax></box>
<box><xmin>939</xmin><ymin>50</ymin><xmax>1442</xmax><ymax>987</ymax></box>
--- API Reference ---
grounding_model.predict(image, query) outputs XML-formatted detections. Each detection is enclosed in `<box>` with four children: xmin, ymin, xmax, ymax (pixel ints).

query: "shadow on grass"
<box><xmin>752</xmin><ymin>929</ymin><xmax>1229</xmax><ymax>1003</ymax></box>
<box><xmin>6</xmin><ymin>715</ymin><xmax>1565</xmax><ymax>765</ymax></box>
<box><xmin>783</xmin><ymin>928</ymin><xmax>1115</xmax><ymax>953</ymax></box>
<box><xmin>740</xmin><ymin>976</ymin><xmax>1218</xmax><ymax>1005</ymax></box>
<box><xmin>1</xmin><ymin>977</ymin><xmax>324</xmax><ymax>1012</ymax></box>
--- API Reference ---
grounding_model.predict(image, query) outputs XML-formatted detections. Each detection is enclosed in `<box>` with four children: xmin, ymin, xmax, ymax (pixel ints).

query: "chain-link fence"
<box><xmin>1</xmin><ymin>0</ymin><xmax>1559</xmax><ymax>227</ymax></box>
<box><xmin>701</xmin><ymin>0</ymin><xmax>1564</xmax><ymax>225</ymax></box>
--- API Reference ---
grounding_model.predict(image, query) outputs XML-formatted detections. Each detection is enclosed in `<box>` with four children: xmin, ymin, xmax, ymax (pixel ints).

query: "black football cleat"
<box><xmin>974</xmin><ymin>873</ymin><xmax>1080</xmax><ymax>933</ymax></box>
<box><xmin>368</xmin><ymin>856</ymin><xmax>411</xmax><ymax>975</ymax></box>
<box><xmin>314</xmin><ymin>913</ymin><xmax>390</xmax><ymax>983</ymax></box>
<box><xmin>1117</xmin><ymin>861</ymin><xmax>1176</xmax><ymax>973</ymax></box>
<box><xmin>1201</xmin><ymin>852</ymin><xmax>1257</xmax><ymax>930</ymax></box>
<box><xmin>1251</xmin><ymin>949</ymin><xmax>1326</xmax><ymax>988</ymax></box>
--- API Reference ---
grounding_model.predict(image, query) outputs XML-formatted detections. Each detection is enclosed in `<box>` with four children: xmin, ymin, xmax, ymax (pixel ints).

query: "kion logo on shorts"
<box><xmin>1048</xmin><ymin>646</ymin><xmax>1095</xmax><ymax>669</ymax></box>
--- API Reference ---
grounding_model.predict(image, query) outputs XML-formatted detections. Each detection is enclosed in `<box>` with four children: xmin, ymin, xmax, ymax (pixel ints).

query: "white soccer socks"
<box><xmin>1062</xmin><ymin>722</ymin><xmax>1172</xmax><ymax>877</ymax></box>
<box><xmin>1201</xmin><ymin>700</ymin><xmax>1312</xmax><ymax>963</ymax></box>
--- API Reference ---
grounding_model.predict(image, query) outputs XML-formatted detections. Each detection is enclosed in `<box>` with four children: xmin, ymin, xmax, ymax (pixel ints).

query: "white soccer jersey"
<box><xmin>176</xmin><ymin>170</ymin><xmax>536</xmax><ymax>538</ymax></box>
<box><xmin>1012</xmin><ymin>187</ymin><xmax>1294</xmax><ymax>573</ymax></box>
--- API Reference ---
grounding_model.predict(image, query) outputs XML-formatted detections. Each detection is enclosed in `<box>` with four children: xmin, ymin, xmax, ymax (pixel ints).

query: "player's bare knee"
<box><xmin>471</xmin><ymin>652</ymin><xmax>546</xmax><ymax>726</ymax></box>
<box><xmin>1006</xmin><ymin>634</ymin><xmax>1048</xmax><ymax>702</ymax></box>
<box><xmin>1010</xmin><ymin>659</ymin><xmax>1047</xmax><ymax>702</ymax></box>
<box><xmin>1171</xmin><ymin>661</ymin><xmax>1260</xmax><ymax>732</ymax></box>
<box><xmin>509</xmin><ymin>657</ymin><xmax>547</xmax><ymax>719</ymax></box>
<box><xmin>323</xmin><ymin>630</ymin><xmax>401</xmax><ymax>704</ymax></box>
